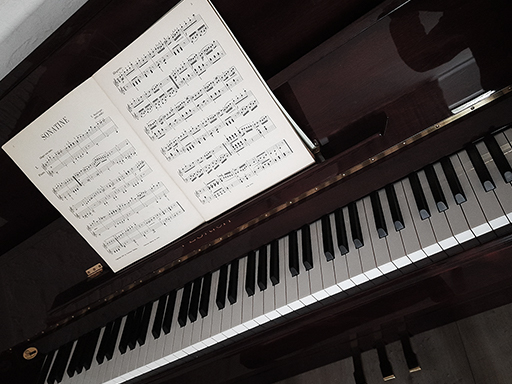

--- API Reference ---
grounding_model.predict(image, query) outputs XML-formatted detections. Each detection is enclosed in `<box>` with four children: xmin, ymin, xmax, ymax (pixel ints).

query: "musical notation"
<box><xmin>52</xmin><ymin>140</ymin><xmax>137</xmax><ymax>200</ymax></box>
<box><xmin>126</xmin><ymin>41</ymin><xmax>227</xmax><ymax>120</ymax></box>
<box><xmin>145</xmin><ymin>67</ymin><xmax>245</xmax><ymax>141</ymax></box>
<box><xmin>41</xmin><ymin>117</ymin><xmax>119</xmax><ymax>176</ymax></box>
<box><xmin>177</xmin><ymin>115</ymin><xmax>276</xmax><ymax>182</ymax></box>
<box><xmin>69</xmin><ymin>161</ymin><xmax>153</xmax><ymax>219</ymax></box>
<box><xmin>194</xmin><ymin>139</ymin><xmax>293</xmax><ymax>204</ymax></box>
<box><xmin>103</xmin><ymin>202</ymin><xmax>186</xmax><ymax>254</ymax></box>
<box><xmin>86</xmin><ymin>182</ymin><xmax>171</xmax><ymax>237</ymax></box>
<box><xmin>113</xmin><ymin>14</ymin><xmax>209</xmax><ymax>94</ymax></box>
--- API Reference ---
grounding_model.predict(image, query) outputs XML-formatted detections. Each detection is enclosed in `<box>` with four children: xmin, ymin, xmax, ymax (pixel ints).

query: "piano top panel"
<box><xmin>1</xmin><ymin>0</ymin><xmax>512</xmax><ymax>357</ymax></box>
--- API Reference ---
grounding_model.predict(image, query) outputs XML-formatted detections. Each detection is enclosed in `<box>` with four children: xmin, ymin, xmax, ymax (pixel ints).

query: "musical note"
<box><xmin>52</xmin><ymin>140</ymin><xmax>137</xmax><ymax>200</ymax></box>
<box><xmin>126</xmin><ymin>41</ymin><xmax>227</xmax><ymax>120</ymax></box>
<box><xmin>113</xmin><ymin>14</ymin><xmax>209</xmax><ymax>94</ymax></box>
<box><xmin>86</xmin><ymin>182</ymin><xmax>171</xmax><ymax>237</ymax></box>
<box><xmin>145</xmin><ymin>68</ymin><xmax>245</xmax><ymax>142</ymax></box>
<box><xmin>69</xmin><ymin>161</ymin><xmax>153</xmax><ymax>219</ymax></box>
<box><xmin>194</xmin><ymin>140</ymin><xmax>294</xmax><ymax>204</ymax></box>
<box><xmin>176</xmin><ymin>115</ymin><xmax>276</xmax><ymax>182</ymax></box>
<box><xmin>41</xmin><ymin>117</ymin><xmax>119</xmax><ymax>176</ymax></box>
<box><xmin>102</xmin><ymin>202</ymin><xmax>186</xmax><ymax>254</ymax></box>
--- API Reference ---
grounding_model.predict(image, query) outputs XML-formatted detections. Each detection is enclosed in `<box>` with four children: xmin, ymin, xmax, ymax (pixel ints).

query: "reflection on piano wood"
<box><xmin>3</xmin><ymin>1</ymin><xmax>512</xmax><ymax>383</ymax></box>
<box><xmin>36</xmin><ymin>124</ymin><xmax>512</xmax><ymax>383</ymax></box>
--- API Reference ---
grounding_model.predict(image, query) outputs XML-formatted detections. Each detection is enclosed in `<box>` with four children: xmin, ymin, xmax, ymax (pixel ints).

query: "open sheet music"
<box><xmin>2</xmin><ymin>0</ymin><xmax>314</xmax><ymax>272</ymax></box>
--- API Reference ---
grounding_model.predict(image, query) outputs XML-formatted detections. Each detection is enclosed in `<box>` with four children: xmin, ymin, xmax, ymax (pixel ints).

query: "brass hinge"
<box><xmin>86</xmin><ymin>263</ymin><xmax>103</xmax><ymax>279</ymax></box>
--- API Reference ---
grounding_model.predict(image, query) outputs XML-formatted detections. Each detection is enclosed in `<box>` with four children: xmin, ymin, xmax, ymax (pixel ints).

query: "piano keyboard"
<box><xmin>38</xmin><ymin>128</ymin><xmax>512</xmax><ymax>384</ymax></box>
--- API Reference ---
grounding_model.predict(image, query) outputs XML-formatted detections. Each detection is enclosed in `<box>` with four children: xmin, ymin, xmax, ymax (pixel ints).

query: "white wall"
<box><xmin>0</xmin><ymin>0</ymin><xmax>88</xmax><ymax>81</ymax></box>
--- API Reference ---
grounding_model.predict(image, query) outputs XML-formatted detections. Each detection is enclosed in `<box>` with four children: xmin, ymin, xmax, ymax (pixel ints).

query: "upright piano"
<box><xmin>1</xmin><ymin>0</ymin><xmax>512</xmax><ymax>383</ymax></box>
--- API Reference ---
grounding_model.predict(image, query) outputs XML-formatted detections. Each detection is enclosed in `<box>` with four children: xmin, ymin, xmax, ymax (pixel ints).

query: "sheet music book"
<box><xmin>2</xmin><ymin>0</ymin><xmax>314</xmax><ymax>272</ymax></box>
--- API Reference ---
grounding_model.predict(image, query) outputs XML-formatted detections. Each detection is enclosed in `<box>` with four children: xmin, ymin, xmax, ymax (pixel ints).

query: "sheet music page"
<box><xmin>94</xmin><ymin>0</ymin><xmax>314</xmax><ymax>220</ymax></box>
<box><xmin>2</xmin><ymin>79</ymin><xmax>203</xmax><ymax>272</ymax></box>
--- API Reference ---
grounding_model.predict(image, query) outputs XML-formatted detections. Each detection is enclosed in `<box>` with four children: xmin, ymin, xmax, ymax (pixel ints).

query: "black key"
<box><xmin>216</xmin><ymin>264</ymin><xmax>228</xmax><ymax>309</ymax></box>
<box><xmin>321</xmin><ymin>215</ymin><xmax>335</xmax><ymax>261</ymax></box>
<box><xmin>257</xmin><ymin>246</ymin><xmax>268</xmax><ymax>291</ymax></box>
<box><xmin>333</xmin><ymin>208</ymin><xmax>349</xmax><ymax>254</ymax></box>
<box><xmin>199</xmin><ymin>272</ymin><xmax>212</xmax><ymax>317</ymax></box>
<box><xmin>162</xmin><ymin>290</ymin><xmax>177</xmax><ymax>334</ymax></box>
<box><xmin>288</xmin><ymin>230</ymin><xmax>300</xmax><ymax>276</ymax></box>
<box><xmin>36</xmin><ymin>350</ymin><xmax>55</xmax><ymax>384</ymax></box>
<box><xmin>370</xmin><ymin>191</ymin><xmax>388</xmax><ymax>237</ymax></box>
<box><xmin>128</xmin><ymin>305</ymin><xmax>144</xmax><ymax>350</ymax></box>
<box><xmin>47</xmin><ymin>341</ymin><xmax>73</xmax><ymax>384</ymax></box>
<box><xmin>348</xmin><ymin>202</ymin><xmax>364</xmax><ymax>248</ymax></box>
<box><xmin>81</xmin><ymin>328</ymin><xmax>101</xmax><ymax>371</ymax></box>
<box><xmin>188</xmin><ymin>277</ymin><xmax>202</xmax><ymax>322</ymax></box>
<box><xmin>75</xmin><ymin>334</ymin><xmax>91</xmax><ymax>373</ymax></box>
<box><xmin>424</xmin><ymin>164</ymin><xmax>448</xmax><ymax>212</ymax></box>
<box><xmin>385</xmin><ymin>184</ymin><xmax>404</xmax><ymax>231</ymax></box>
<box><xmin>105</xmin><ymin>317</ymin><xmax>122</xmax><ymax>361</ymax></box>
<box><xmin>408</xmin><ymin>172</ymin><xmax>430</xmax><ymax>219</ymax></box>
<box><xmin>178</xmin><ymin>282</ymin><xmax>193</xmax><ymax>327</ymax></box>
<box><xmin>466</xmin><ymin>143</ymin><xmax>495</xmax><ymax>191</ymax></box>
<box><xmin>119</xmin><ymin>310</ymin><xmax>136</xmax><ymax>354</ymax></box>
<box><xmin>137</xmin><ymin>302</ymin><xmax>153</xmax><ymax>346</ymax></box>
<box><xmin>301</xmin><ymin>224</ymin><xmax>313</xmax><ymax>270</ymax></box>
<box><xmin>245</xmin><ymin>251</ymin><xmax>256</xmax><ymax>296</ymax></box>
<box><xmin>152</xmin><ymin>295</ymin><xmax>167</xmax><ymax>339</ymax></box>
<box><xmin>270</xmin><ymin>239</ymin><xmax>280</xmax><ymax>285</ymax></box>
<box><xmin>440</xmin><ymin>157</ymin><xmax>466</xmax><ymax>204</ymax></box>
<box><xmin>227</xmin><ymin>259</ymin><xmax>239</xmax><ymax>304</ymax></box>
<box><xmin>485</xmin><ymin>135</ymin><xmax>512</xmax><ymax>183</ymax></box>
<box><xmin>377</xmin><ymin>343</ymin><xmax>395</xmax><ymax>381</ymax></box>
<box><xmin>67</xmin><ymin>336</ymin><xmax>85</xmax><ymax>377</ymax></box>
<box><xmin>96</xmin><ymin>321</ymin><xmax>113</xmax><ymax>364</ymax></box>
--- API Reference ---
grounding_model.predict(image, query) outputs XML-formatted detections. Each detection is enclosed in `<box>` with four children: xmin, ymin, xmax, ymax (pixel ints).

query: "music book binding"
<box><xmin>2</xmin><ymin>0</ymin><xmax>314</xmax><ymax>272</ymax></box>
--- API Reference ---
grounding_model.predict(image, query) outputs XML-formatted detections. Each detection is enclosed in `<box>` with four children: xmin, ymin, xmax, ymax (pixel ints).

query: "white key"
<box><xmin>104</xmin><ymin>316</ymin><xmax>127</xmax><ymax>383</ymax></box>
<box><xmin>458</xmin><ymin>150</ymin><xmax>509</xmax><ymax>229</ymax></box>
<box><xmin>314</xmin><ymin>219</ymin><xmax>340</xmax><ymax>296</ymax></box>
<box><xmin>393</xmin><ymin>181</ymin><xmax>428</xmax><ymax>263</ymax></box>
<box><xmin>476</xmin><ymin>141</ymin><xmax>512</xmax><ymax>222</ymax></box>
<box><xmin>282</xmin><ymin>235</ymin><xmax>303</xmax><ymax>311</ymax></box>
<box><xmin>343</xmin><ymin>206</ymin><xmax>368</xmax><ymax>285</ymax></box>
<box><xmin>378</xmin><ymin>188</ymin><xmax>411</xmax><ymax>269</ymax></box>
<box><xmin>275</xmin><ymin>237</ymin><xmax>293</xmax><ymax>316</ymax></box>
<box><xmin>308</xmin><ymin>222</ymin><xmax>328</xmax><ymax>301</ymax></box>
<box><xmin>209</xmin><ymin>270</ymin><xmax>226</xmax><ymax>342</ymax></box>
<box><xmin>135</xmin><ymin>301</ymin><xmax>158</xmax><ymax>374</ymax></box>
<box><xmin>362</xmin><ymin>195</ymin><xmax>394</xmax><ymax>275</ymax></box>
<box><xmin>417</xmin><ymin>169</ymin><xmax>458</xmax><ymax>250</ymax></box>
<box><xmin>219</xmin><ymin>265</ymin><xmax>235</xmax><ymax>338</ymax></box>
<box><xmin>241</xmin><ymin>255</ymin><xmax>258</xmax><ymax>329</ymax></box>
<box><xmin>449</xmin><ymin>154</ymin><xmax>492</xmax><ymax>237</ymax></box>
<box><xmin>432</xmin><ymin>162</ymin><xmax>476</xmax><ymax>244</ymax></box>
<box><xmin>357</xmin><ymin>198</ymin><xmax>382</xmax><ymax>280</ymax></box>
<box><xmin>401</xmin><ymin>178</ymin><xmax>442</xmax><ymax>256</ymax></box>
<box><xmin>493</xmin><ymin>131</ymin><xmax>512</xmax><ymax>182</ymax></box>
<box><xmin>251</xmin><ymin>249</ymin><xmax>269</xmax><ymax>323</ymax></box>
<box><xmin>162</xmin><ymin>288</ymin><xmax>184</xmax><ymax>362</ymax></box>
<box><xmin>262</xmin><ymin>243</ymin><xmax>279</xmax><ymax>320</ymax></box>
<box><xmin>330</xmin><ymin>211</ymin><xmax>355</xmax><ymax>292</ymax></box>
<box><xmin>230</xmin><ymin>258</ymin><xmax>247</xmax><ymax>335</ymax></box>
<box><xmin>202</xmin><ymin>271</ymin><xmax>219</xmax><ymax>346</ymax></box>
<box><xmin>296</xmin><ymin>228</ymin><xmax>315</xmax><ymax>306</ymax></box>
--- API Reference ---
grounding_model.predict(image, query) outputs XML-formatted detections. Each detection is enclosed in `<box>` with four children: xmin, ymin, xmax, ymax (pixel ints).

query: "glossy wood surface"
<box><xmin>1</xmin><ymin>0</ymin><xmax>512</xmax><ymax>382</ymax></box>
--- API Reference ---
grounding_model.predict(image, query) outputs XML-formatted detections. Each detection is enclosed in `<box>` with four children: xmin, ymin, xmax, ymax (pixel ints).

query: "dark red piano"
<box><xmin>1</xmin><ymin>0</ymin><xmax>512</xmax><ymax>383</ymax></box>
